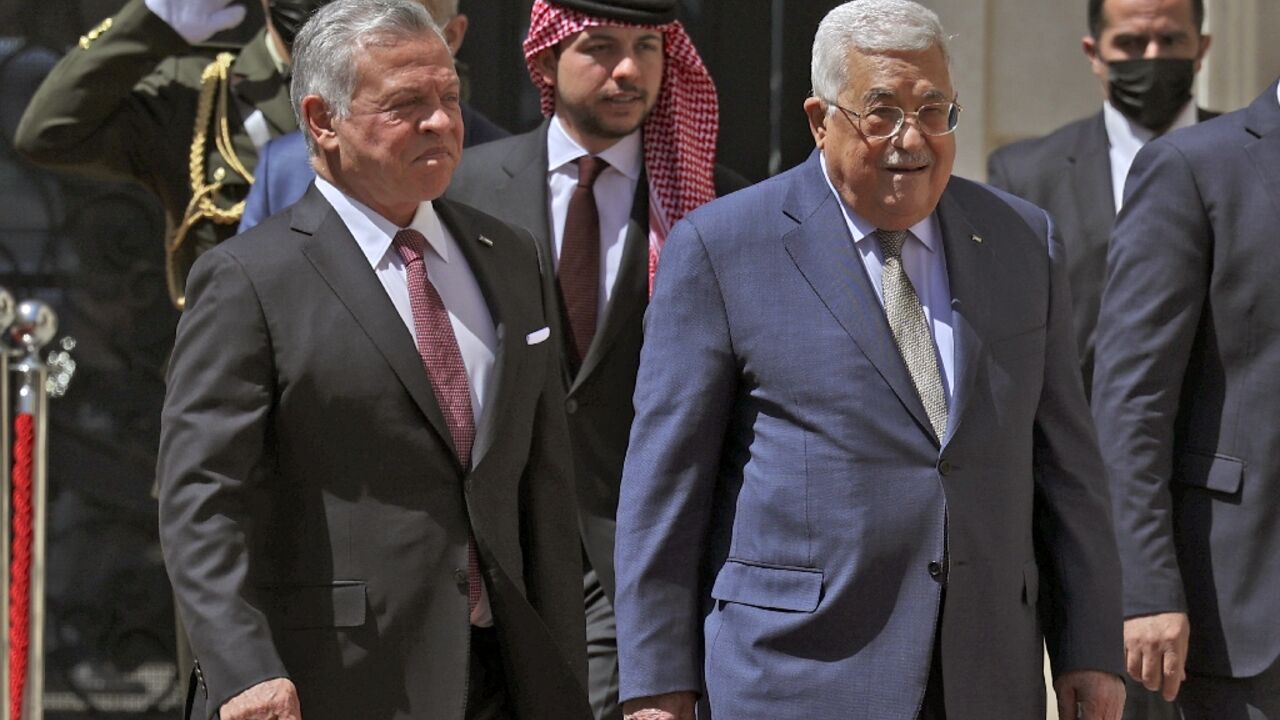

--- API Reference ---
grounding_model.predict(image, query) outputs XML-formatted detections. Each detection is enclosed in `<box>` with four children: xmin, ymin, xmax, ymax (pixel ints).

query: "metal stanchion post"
<box><xmin>8</xmin><ymin>300</ymin><xmax>58</xmax><ymax>720</ymax></box>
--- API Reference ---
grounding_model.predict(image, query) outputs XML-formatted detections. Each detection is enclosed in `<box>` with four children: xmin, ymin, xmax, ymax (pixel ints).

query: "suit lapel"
<box><xmin>571</xmin><ymin>174</ymin><xmax>649</xmax><ymax>393</ymax></box>
<box><xmin>293</xmin><ymin>187</ymin><xmax>460</xmax><ymax>464</ymax></box>
<box><xmin>1244</xmin><ymin>82</ymin><xmax>1280</xmax><ymax>225</ymax></box>
<box><xmin>935</xmin><ymin>187</ymin><xmax>994</xmax><ymax>447</ymax></box>
<box><xmin>435</xmin><ymin>199</ymin><xmax>525</xmax><ymax>469</ymax></box>
<box><xmin>496</xmin><ymin>123</ymin><xmax>555</xmax><ymax>250</ymax></box>
<box><xmin>492</xmin><ymin>124</ymin><xmax>576</xmax><ymax>392</ymax></box>
<box><xmin>783</xmin><ymin>153</ymin><xmax>937</xmax><ymax>443</ymax></box>
<box><xmin>1068</xmin><ymin>113</ymin><xmax>1116</xmax><ymax>268</ymax></box>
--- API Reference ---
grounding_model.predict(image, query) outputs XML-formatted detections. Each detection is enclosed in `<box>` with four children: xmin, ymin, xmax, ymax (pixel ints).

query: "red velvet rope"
<box><xmin>9</xmin><ymin>412</ymin><xmax>33</xmax><ymax>719</ymax></box>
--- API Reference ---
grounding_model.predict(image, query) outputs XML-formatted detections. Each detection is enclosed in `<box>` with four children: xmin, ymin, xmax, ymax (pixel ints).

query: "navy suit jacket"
<box><xmin>238</xmin><ymin>102</ymin><xmax>508</xmax><ymax>232</ymax></box>
<box><xmin>1092</xmin><ymin>81</ymin><xmax>1280</xmax><ymax>679</ymax></box>
<box><xmin>613</xmin><ymin>151</ymin><xmax>1124</xmax><ymax>719</ymax></box>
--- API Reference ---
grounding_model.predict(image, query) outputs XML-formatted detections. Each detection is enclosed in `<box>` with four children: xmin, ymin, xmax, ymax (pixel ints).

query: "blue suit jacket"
<box><xmin>1092</xmin><ymin>81</ymin><xmax>1280</xmax><ymax>679</ymax></box>
<box><xmin>613</xmin><ymin>151</ymin><xmax>1124</xmax><ymax>719</ymax></box>
<box><xmin>238</xmin><ymin>102</ymin><xmax>508</xmax><ymax>232</ymax></box>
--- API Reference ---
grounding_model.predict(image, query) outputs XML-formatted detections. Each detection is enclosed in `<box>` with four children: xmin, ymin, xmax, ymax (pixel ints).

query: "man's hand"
<box><xmin>219</xmin><ymin>677</ymin><xmax>302</xmax><ymax>720</ymax></box>
<box><xmin>622</xmin><ymin>691</ymin><xmax>697</xmax><ymax>720</ymax></box>
<box><xmin>1124</xmin><ymin>612</ymin><xmax>1190</xmax><ymax>701</ymax></box>
<box><xmin>1054</xmin><ymin>670</ymin><xmax>1125</xmax><ymax>720</ymax></box>
<box><xmin>144</xmin><ymin>0</ymin><xmax>247</xmax><ymax>45</ymax></box>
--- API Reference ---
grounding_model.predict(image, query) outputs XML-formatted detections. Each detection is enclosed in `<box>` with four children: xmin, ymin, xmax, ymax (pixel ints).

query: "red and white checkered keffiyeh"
<box><xmin>523</xmin><ymin>0</ymin><xmax>719</xmax><ymax>292</ymax></box>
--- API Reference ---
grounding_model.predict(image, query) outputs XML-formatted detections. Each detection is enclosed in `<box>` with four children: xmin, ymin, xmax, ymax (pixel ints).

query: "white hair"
<box><xmin>811</xmin><ymin>0</ymin><xmax>949</xmax><ymax>110</ymax></box>
<box><xmin>290</xmin><ymin>0</ymin><xmax>447</xmax><ymax>154</ymax></box>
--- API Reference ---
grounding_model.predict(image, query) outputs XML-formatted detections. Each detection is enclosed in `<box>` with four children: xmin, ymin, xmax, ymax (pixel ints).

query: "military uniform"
<box><xmin>14</xmin><ymin>0</ymin><xmax>295</xmax><ymax>308</ymax></box>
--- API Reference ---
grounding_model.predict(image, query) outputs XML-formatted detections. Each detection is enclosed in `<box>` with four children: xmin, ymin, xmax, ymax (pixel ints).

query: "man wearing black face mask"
<box><xmin>14</xmin><ymin>0</ymin><xmax>328</xmax><ymax>309</ymax></box>
<box><xmin>986</xmin><ymin>0</ymin><xmax>1212</xmax><ymax>400</ymax></box>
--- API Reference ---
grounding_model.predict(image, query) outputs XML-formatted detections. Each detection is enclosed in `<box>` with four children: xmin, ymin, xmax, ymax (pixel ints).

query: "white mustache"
<box><xmin>881</xmin><ymin>149</ymin><xmax>933</xmax><ymax>168</ymax></box>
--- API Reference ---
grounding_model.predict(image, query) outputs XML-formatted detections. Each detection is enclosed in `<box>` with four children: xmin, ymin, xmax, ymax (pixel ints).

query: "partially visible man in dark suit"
<box><xmin>613</xmin><ymin>2</ymin><xmax>1125</xmax><ymax>719</ymax></box>
<box><xmin>156</xmin><ymin>1</ymin><xmax>591</xmax><ymax>718</ymax></box>
<box><xmin>1091</xmin><ymin>78</ymin><xmax>1280</xmax><ymax>719</ymax></box>
<box><xmin>447</xmin><ymin>2</ymin><xmax>744</xmax><ymax>718</ymax></box>
<box><xmin>986</xmin><ymin>0</ymin><xmax>1212</xmax><ymax>399</ymax></box>
<box><xmin>237</xmin><ymin>0</ymin><xmax>509</xmax><ymax>232</ymax></box>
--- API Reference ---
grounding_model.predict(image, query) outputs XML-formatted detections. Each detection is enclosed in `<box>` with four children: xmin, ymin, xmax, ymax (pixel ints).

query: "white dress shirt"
<box><xmin>546</xmin><ymin>115</ymin><xmax>643</xmax><ymax>327</ymax></box>
<box><xmin>819</xmin><ymin>152</ymin><xmax>956</xmax><ymax>402</ymax></box>
<box><xmin>316</xmin><ymin>176</ymin><xmax>496</xmax><ymax>625</ymax></box>
<box><xmin>1104</xmin><ymin>98</ymin><xmax>1198</xmax><ymax>212</ymax></box>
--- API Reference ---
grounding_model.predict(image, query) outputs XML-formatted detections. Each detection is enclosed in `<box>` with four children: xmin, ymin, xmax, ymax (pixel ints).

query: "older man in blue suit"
<box><xmin>1092</xmin><ymin>79</ymin><xmax>1280</xmax><ymax>718</ymax></box>
<box><xmin>613</xmin><ymin>2</ymin><xmax>1127</xmax><ymax>719</ymax></box>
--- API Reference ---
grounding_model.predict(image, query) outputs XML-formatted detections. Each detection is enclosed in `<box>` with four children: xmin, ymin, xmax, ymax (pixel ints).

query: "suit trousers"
<box><xmin>1178</xmin><ymin>653</ymin><xmax>1280</xmax><ymax>720</ymax></box>
<box><xmin>585</xmin><ymin>560</ymin><xmax>622</xmax><ymax>720</ymax></box>
<box><xmin>1123</xmin><ymin>675</ymin><xmax>1178</xmax><ymax>720</ymax></box>
<box><xmin>467</xmin><ymin>626</ymin><xmax>512</xmax><ymax>720</ymax></box>
<box><xmin>918</xmin><ymin>601</ymin><xmax>946</xmax><ymax>720</ymax></box>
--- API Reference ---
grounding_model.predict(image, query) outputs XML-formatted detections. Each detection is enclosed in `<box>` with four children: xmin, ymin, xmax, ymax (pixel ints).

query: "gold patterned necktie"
<box><xmin>874</xmin><ymin>229</ymin><xmax>949</xmax><ymax>442</ymax></box>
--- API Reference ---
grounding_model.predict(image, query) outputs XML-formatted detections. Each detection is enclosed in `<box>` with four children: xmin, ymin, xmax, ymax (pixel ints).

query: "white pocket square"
<box><xmin>526</xmin><ymin>327</ymin><xmax>550</xmax><ymax>345</ymax></box>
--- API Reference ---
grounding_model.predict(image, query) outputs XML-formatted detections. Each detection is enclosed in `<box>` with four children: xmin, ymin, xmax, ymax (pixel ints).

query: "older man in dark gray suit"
<box><xmin>157</xmin><ymin>1</ymin><xmax>590</xmax><ymax>718</ymax></box>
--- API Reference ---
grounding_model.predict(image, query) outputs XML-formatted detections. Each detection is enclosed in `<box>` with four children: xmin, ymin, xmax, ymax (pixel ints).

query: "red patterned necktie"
<box><xmin>392</xmin><ymin>228</ymin><xmax>481</xmax><ymax>614</ymax></box>
<box><xmin>558</xmin><ymin>155</ymin><xmax>609</xmax><ymax>369</ymax></box>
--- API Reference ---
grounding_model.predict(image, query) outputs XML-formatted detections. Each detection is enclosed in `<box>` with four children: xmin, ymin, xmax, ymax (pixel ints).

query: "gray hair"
<box><xmin>811</xmin><ymin>0</ymin><xmax>949</xmax><ymax>110</ymax></box>
<box><xmin>291</xmin><ymin>0</ymin><xmax>447</xmax><ymax>154</ymax></box>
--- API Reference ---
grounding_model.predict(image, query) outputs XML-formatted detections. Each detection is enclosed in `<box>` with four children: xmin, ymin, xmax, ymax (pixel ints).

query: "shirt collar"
<box><xmin>818</xmin><ymin>150</ymin><xmax>941</xmax><ymax>253</ymax></box>
<box><xmin>314</xmin><ymin>175</ymin><xmax>450</xmax><ymax>267</ymax></box>
<box><xmin>1102</xmin><ymin>96</ymin><xmax>1199</xmax><ymax>150</ymax></box>
<box><xmin>547</xmin><ymin>114</ymin><xmax>643</xmax><ymax>181</ymax></box>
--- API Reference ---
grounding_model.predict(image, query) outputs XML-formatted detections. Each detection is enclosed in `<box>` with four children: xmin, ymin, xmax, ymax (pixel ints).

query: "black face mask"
<box><xmin>1107</xmin><ymin>58</ymin><xmax>1195</xmax><ymax>132</ymax></box>
<box><xmin>268</xmin><ymin>0</ymin><xmax>331</xmax><ymax>49</ymax></box>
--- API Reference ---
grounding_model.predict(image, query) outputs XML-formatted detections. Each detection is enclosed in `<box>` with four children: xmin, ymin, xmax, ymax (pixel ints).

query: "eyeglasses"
<box><xmin>832</xmin><ymin>100</ymin><xmax>963</xmax><ymax>139</ymax></box>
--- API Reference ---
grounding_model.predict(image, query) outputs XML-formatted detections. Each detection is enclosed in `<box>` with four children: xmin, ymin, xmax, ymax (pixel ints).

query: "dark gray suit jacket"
<box><xmin>1092</xmin><ymin>82</ymin><xmax>1280</xmax><ymax>679</ymax></box>
<box><xmin>615</xmin><ymin>152</ymin><xmax>1124</xmax><ymax>718</ymax></box>
<box><xmin>446</xmin><ymin>121</ymin><xmax>747</xmax><ymax>601</ymax></box>
<box><xmin>987</xmin><ymin>107</ymin><xmax>1218</xmax><ymax>394</ymax></box>
<box><xmin>157</xmin><ymin>186</ymin><xmax>592</xmax><ymax>719</ymax></box>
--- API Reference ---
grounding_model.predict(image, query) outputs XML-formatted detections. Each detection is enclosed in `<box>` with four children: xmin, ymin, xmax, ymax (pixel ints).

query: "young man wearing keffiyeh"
<box><xmin>448</xmin><ymin>2</ymin><xmax>746</xmax><ymax>718</ymax></box>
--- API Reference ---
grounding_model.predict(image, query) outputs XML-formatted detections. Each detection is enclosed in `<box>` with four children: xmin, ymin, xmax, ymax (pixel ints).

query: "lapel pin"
<box><xmin>971</xmin><ymin>234</ymin><xmax>983</xmax><ymax>244</ymax></box>
<box><xmin>478</xmin><ymin>235</ymin><xmax>494</xmax><ymax>247</ymax></box>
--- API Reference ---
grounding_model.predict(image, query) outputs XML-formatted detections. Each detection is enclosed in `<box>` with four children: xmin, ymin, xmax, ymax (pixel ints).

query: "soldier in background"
<box><xmin>14</xmin><ymin>0</ymin><xmax>330</xmax><ymax>309</ymax></box>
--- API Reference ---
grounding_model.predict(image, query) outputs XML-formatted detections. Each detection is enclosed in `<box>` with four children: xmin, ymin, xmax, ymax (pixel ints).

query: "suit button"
<box><xmin>565</xmin><ymin>398</ymin><xmax>579</xmax><ymax>414</ymax></box>
<box><xmin>453</xmin><ymin>569</ymin><xmax>468</xmax><ymax>590</ymax></box>
<box><xmin>937</xmin><ymin>459</ymin><xmax>953</xmax><ymax>476</ymax></box>
<box><xmin>928</xmin><ymin>561</ymin><xmax>943</xmax><ymax>578</ymax></box>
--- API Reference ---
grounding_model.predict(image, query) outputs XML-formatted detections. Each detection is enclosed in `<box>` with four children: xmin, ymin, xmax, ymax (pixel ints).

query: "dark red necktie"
<box><xmin>558</xmin><ymin>155</ymin><xmax>609</xmax><ymax>369</ymax></box>
<box><xmin>392</xmin><ymin>228</ymin><xmax>481</xmax><ymax>614</ymax></box>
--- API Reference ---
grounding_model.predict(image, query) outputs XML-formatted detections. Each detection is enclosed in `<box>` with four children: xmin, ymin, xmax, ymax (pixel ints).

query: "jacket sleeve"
<box><xmin>13</xmin><ymin>0</ymin><xmax>191</xmax><ymax>184</ymax></box>
<box><xmin>613</xmin><ymin>216</ymin><xmax>738</xmax><ymax>702</ymax></box>
<box><xmin>1029</xmin><ymin>208</ymin><xmax>1126</xmax><ymax>678</ymax></box>
<box><xmin>157</xmin><ymin>247</ymin><xmax>288</xmax><ymax>717</ymax></box>
<box><xmin>1091</xmin><ymin>139</ymin><xmax>1210</xmax><ymax>619</ymax></box>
